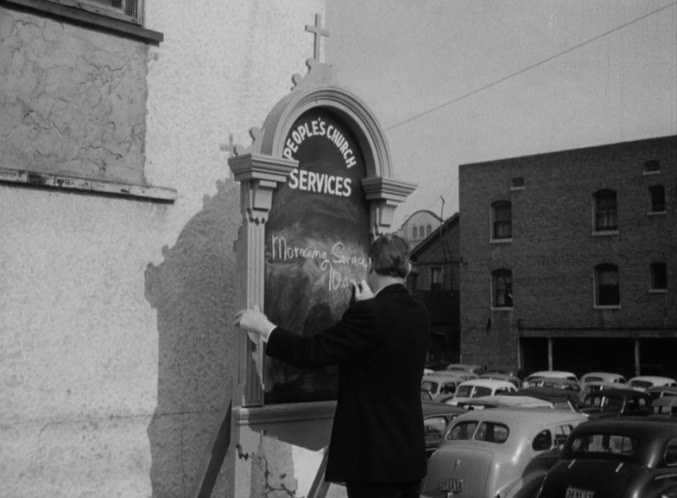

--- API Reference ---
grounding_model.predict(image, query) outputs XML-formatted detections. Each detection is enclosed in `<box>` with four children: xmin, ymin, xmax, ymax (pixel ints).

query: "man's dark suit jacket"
<box><xmin>266</xmin><ymin>283</ymin><xmax>431</xmax><ymax>484</ymax></box>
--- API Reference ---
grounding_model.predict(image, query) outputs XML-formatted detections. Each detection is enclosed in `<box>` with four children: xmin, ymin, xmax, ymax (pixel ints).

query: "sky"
<box><xmin>325</xmin><ymin>0</ymin><xmax>677</xmax><ymax>229</ymax></box>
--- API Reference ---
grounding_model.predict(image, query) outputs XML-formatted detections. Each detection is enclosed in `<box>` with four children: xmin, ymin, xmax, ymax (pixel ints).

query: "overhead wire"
<box><xmin>385</xmin><ymin>2</ymin><xmax>677</xmax><ymax>132</ymax></box>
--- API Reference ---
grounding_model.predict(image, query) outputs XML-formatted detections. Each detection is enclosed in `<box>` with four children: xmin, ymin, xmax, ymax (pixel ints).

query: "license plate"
<box><xmin>440</xmin><ymin>478</ymin><xmax>463</xmax><ymax>492</ymax></box>
<box><xmin>565</xmin><ymin>486</ymin><xmax>595</xmax><ymax>498</ymax></box>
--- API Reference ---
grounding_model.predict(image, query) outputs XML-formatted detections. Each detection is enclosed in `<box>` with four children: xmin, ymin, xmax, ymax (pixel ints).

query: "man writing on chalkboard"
<box><xmin>234</xmin><ymin>233</ymin><xmax>430</xmax><ymax>498</ymax></box>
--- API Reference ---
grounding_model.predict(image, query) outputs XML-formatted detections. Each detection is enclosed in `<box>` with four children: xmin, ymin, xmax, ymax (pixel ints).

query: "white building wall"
<box><xmin>0</xmin><ymin>2</ymin><xmax>324</xmax><ymax>497</ymax></box>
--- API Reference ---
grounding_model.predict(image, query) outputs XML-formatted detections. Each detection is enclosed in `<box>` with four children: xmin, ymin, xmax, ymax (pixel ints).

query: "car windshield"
<box><xmin>455</xmin><ymin>385</ymin><xmax>473</xmax><ymax>398</ymax></box>
<box><xmin>472</xmin><ymin>386</ymin><xmax>492</xmax><ymax>398</ymax></box>
<box><xmin>447</xmin><ymin>421</ymin><xmax>509</xmax><ymax>444</ymax></box>
<box><xmin>568</xmin><ymin>433</ymin><xmax>638</xmax><ymax>460</ymax></box>
<box><xmin>584</xmin><ymin>395</ymin><xmax>623</xmax><ymax>411</ymax></box>
<box><xmin>584</xmin><ymin>376</ymin><xmax>603</xmax><ymax>383</ymax></box>
<box><xmin>629</xmin><ymin>380</ymin><xmax>653</xmax><ymax>389</ymax></box>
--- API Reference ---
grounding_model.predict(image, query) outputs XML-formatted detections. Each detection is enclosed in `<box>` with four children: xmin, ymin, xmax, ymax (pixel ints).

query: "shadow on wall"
<box><xmin>144</xmin><ymin>179</ymin><xmax>241</xmax><ymax>497</ymax></box>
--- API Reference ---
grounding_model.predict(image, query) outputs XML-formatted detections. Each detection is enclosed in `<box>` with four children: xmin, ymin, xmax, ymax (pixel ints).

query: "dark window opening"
<box><xmin>492</xmin><ymin>201</ymin><xmax>512</xmax><ymax>239</ymax></box>
<box><xmin>595</xmin><ymin>263</ymin><xmax>619</xmax><ymax>306</ymax></box>
<box><xmin>594</xmin><ymin>190</ymin><xmax>618</xmax><ymax>232</ymax></box>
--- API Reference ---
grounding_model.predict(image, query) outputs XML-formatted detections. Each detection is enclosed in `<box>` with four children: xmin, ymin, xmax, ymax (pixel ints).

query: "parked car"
<box><xmin>628</xmin><ymin>375</ymin><xmax>677</xmax><ymax>391</ymax></box>
<box><xmin>460</xmin><ymin>394</ymin><xmax>556</xmax><ymax>410</ymax></box>
<box><xmin>646</xmin><ymin>385</ymin><xmax>677</xmax><ymax>401</ymax></box>
<box><xmin>479</xmin><ymin>372</ymin><xmax>522</xmax><ymax>388</ymax></box>
<box><xmin>422</xmin><ymin>401</ymin><xmax>466</xmax><ymax>457</ymax></box>
<box><xmin>524</xmin><ymin>371</ymin><xmax>579</xmax><ymax>387</ymax></box>
<box><xmin>525</xmin><ymin>377</ymin><xmax>581</xmax><ymax>396</ymax></box>
<box><xmin>579</xmin><ymin>371</ymin><xmax>626</xmax><ymax>387</ymax></box>
<box><xmin>536</xmin><ymin>417</ymin><xmax>677</xmax><ymax>498</ymax></box>
<box><xmin>422</xmin><ymin>373</ymin><xmax>466</xmax><ymax>400</ymax></box>
<box><xmin>424</xmin><ymin>359</ymin><xmax>451</xmax><ymax>374</ymax></box>
<box><xmin>484</xmin><ymin>365</ymin><xmax>528</xmax><ymax>380</ymax></box>
<box><xmin>512</xmin><ymin>387</ymin><xmax>581</xmax><ymax>411</ymax></box>
<box><xmin>579</xmin><ymin>380</ymin><xmax>623</xmax><ymax>400</ymax></box>
<box><xmin>445</xmin><ymin>378</ymin><xmax>517</xmax><ymax>406</ymax></box>
<box><xmin>651</xmin><ymin>396</ymin><xmax>677</xmax><ymax>416</ymax></box>
<box><xmin>444</xmin><ymin>363</ymin><xmax>486</xmax><ymax>376</ymax></box>
<box><xmin>580</xmin><ymin>388</ymin><xmax>652</xmax><ymax>418</ymax></box>
<box><xmin>422</xmin><ymin>408</ymin><xmax>587</xmax><ymax>498</ymax></box>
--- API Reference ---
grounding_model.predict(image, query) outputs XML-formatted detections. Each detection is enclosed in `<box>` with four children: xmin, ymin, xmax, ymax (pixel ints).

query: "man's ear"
<box><xmin>406</xmin><ymin>262</ymin><xmax>412</xmax><ymax>278</ymax></box>
<box><xmin>368</xmin><ymin>257</ymin><xmax>373</xmax><ymax>274</ymax></box>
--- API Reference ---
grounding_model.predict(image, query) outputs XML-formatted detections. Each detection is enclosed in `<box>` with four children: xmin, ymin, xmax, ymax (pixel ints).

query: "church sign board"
<box><xmin>264</xmin><ymin>109</ymin><xmax>371</xmax><ymax>404</ymax></box>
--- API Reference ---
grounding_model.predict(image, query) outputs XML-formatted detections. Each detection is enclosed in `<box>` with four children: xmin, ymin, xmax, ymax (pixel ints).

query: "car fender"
<box><xmin>496</xmin><ymin>468</ymin><xmax>549</xmax><ymax>498</ymax></box>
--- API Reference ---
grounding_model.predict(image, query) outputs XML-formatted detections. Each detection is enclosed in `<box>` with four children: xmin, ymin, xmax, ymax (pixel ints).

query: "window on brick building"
<box><xmin>593</xmin><ymin>190</ymin><xmax>618</xmax><ymax>232</ymax></box>
<box><xmin>595</xmin><ymin>264</ymin><xmax>620</xmax><ymax>306</ymax></box>
<box><xmin>492</xmin><ymin>269</ymin><xmax>513</xmax><ymax>308</ymax></box>
<box><xmin>649</xmin><ymin>185</ymin><xmax>666</xmax><ymax>213</ymax></box>
<box><xmin>491</xmin><ymin>201</ymin><xmax>512</xmax><ymax>240</ymax></box>
<box><xmin>651</xmin><ymin>262</ymin><xmax>667</xmax><ymax>291</ymax></box>
<box><xmin>511</xmin><ymin>177</ymin><xmax>525</xmax><ymax>190</ymax></box>
<box><xmin>643</xmin><ymin>160</ymin><xmax>660</xmax><ymax>174</ymax></box>
<box><xmin>431</xmin><ymin>267</ymin><xmax>443</xmax><ymax>291</ymax></box>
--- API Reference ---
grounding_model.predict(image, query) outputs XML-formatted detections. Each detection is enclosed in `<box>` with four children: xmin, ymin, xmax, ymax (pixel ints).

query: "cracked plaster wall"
<box><xmin>0</xmin><ymin>1</ymin><xmax>326</xmax><ymax>497</ymax></box>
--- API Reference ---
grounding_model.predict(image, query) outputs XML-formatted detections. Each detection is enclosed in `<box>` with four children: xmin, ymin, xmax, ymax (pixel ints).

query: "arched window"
<box><xmin>492</xmin><ymin>201</ymin><xmax>512</xmax><ymax>240</ymax></box>
<box><xmin>595</xmin><ymin>263</ymin><xmax>619</xmax><ymax>306</ymax></box>
<box><xmin>651</xmin><ymin>262</ymin><xmax>667</xmax><ymax>290</ymax></box>
<box><xmin>412</xmin><ymin>226</ymin><xmax>418</xmax><ymax>239</ymax></box>
<box><xmin>426</xmin><ymin>225</ymin><xmax>432</xmax><ymax>237</ymax></box>
<box><xmin>593</xmin><ymin>190</ymin><xmax>617</xmax><ymax>232</ymax></box>
<box><xmin>492</xmin><ymin>269</ymin><xmax>513</xmax><ymax>308</ymax></box>
<box><xmin>649</xmin><ymin>185</ymin><xmax>666</xmax><ymax>213</ymax></box>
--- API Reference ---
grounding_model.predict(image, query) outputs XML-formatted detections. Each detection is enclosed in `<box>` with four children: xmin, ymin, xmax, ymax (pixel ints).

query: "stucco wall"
<box><xmin>0</xmin><ymin>1</ymin><xmax>324</xmax><ymax>497</ymax></box>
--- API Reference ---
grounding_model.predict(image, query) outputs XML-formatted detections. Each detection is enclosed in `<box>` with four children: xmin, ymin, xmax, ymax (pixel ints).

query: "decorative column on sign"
<box><xmin>229</xmin><ymin>146</ymin><xmax>297</xmax><ymax>406</ymax></box>
<box><xmin>362</xmin><ymin>177</ymin><xmax>416</xmax><ymax>237</ymax></box>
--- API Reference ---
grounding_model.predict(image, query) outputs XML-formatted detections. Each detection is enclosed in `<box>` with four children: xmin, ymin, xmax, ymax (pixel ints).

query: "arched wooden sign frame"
<box><xmin>229</xmin><ymin>60</ymin><xmax>415</xmax><ymax>407</ymax></box>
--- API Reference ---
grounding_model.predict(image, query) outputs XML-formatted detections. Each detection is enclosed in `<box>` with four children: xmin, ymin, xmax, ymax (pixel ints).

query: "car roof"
<box><xmin>458</xmin><ymin>378</ymin><xmax>515</xmax><ymax>388</ymax></box>
<box><xmin>423</xmin><ymin>373</ymin><xmax>464</xmax><ymax>382</ymax></box>
<box><xmin>652</xmin><ymin>397</ymin><xmax>677</xmax><ymax>407</ymax></box>
<box><xmin>582</xmin><ymin>380</ymin><xmax>623</xmax><ymax>387</ymax></box>
<box><xmin>528</xmin><ymin>370</ymin><xmax>577</xmax><ymax>379</ymax></box>
<box><xmin>422</xmin><ymin>401</ymin><xmax>466</xmax><ymax>417</ymax></box>
<box><xmin>514</xmin><ymin>387</ymin><xmax>580</xmax><ymax>403</ymax></box>
<box><xmin>450</xmin><ymin>407</ymin><xmax>587</xmax><ymax>426</ymax></box>
<box><xmin>584</xmin><ymin>387</ymin><xmax>650</xmax><ymax>399</ymax></box>
<box><xmin>573</xmin><ymin>416</ymin><xmax>677</xmax><ymax>435</ymax></box>
<box><xmin>647</xmin><ymin>386</ymin><xmax>677</xmax><ymax>395</ymax></box>
<box><xmin>581</xmin><ymin>372</ymin><xmax>625</xmax><ymax>381</ymax></box>
<box><xmin>464</xmin><ymin>395</ymin><xmax>555</xmax><ymax>408</ymax></box>
<box><xmin>629</xmin><ymin>375</ymin><xmax>677</xmax><ymax>383</ymax></box>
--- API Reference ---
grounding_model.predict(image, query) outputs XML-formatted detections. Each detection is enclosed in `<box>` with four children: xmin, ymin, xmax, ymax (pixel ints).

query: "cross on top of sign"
<box><xmin>305</xmin><ymin>13</ymin><xmax>329</xmax><ymax>62</ymax></box>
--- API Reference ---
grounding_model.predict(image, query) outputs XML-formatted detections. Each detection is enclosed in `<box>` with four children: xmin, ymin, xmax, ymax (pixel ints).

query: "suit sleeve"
<box><xmin>265</xmin><ymin>299</ymin><xmax>381</xmax><ymax>368</ymax></box>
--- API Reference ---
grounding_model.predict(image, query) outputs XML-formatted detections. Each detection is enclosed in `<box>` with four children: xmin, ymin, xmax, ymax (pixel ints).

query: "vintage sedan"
<box><xmin>579</xmin><ymin>371</ymin><xmax>626</xmax><ymax>388</ymax></box>
<box><xmin>580</xmin><ymin>387</ymin><xmax>652</xmax><ymax>418</ymax></box>
<box><xmin>628</xmin><ymin>375</ymin><xmax>677</xmax><ymax>391</ymax></box>
<box><xmin>422</xmin><ymin>401</ymin><xmax>466</xmax><ymax>457</ymax></box>
<box><xmin>536</xmin><ymin>417</ymin><xmax>677</xmax><ymax>498</ymax></box>
<box><xmin>524</xmin><ymin>371</ymin><xmax>579</xmax><ymax>386</ymax></box>
<box><xmin>480</xmin><ymin>372</ymin><xmax>522</xmax><ymax>388</ymax></box>
<box><xmin>445</xmin><ymin>378</ymin><xmax>518</xmax><ymax>406</ymax></box>
<box><xmin>422</xmin><ymin>408</ymin><xmax>587</xmax><ymax>498</ymax></box>
<box><xmin>422</xmin><ymin>373</ymin><xmax>467</xmax><ymax>400</ymax></box>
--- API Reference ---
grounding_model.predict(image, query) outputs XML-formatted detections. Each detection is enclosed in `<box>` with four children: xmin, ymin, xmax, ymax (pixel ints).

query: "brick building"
<box><xmin>459</xmin><ymin>135</ymin><xmax>676</xmax><ymax>378</ymax></box>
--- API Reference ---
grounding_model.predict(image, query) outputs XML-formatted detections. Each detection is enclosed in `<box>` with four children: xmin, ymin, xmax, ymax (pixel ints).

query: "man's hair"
<box><xmin>368</xmin><ymin>234</ymin><xmax>411</xmax><ymax>278</ymax></box>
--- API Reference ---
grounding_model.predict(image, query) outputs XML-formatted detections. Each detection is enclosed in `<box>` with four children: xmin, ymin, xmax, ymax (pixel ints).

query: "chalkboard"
<box><xmin>264</xmin><ymin>109</ymin><xmax>371</xmax><ymax>404</ymax></box>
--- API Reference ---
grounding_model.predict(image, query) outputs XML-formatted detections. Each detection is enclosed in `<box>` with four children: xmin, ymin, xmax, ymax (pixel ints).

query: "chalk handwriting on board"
<box><xmin>270</xmin><ymin>235</ymin><xmax>368</xmax><ymax>292</ymax></box>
